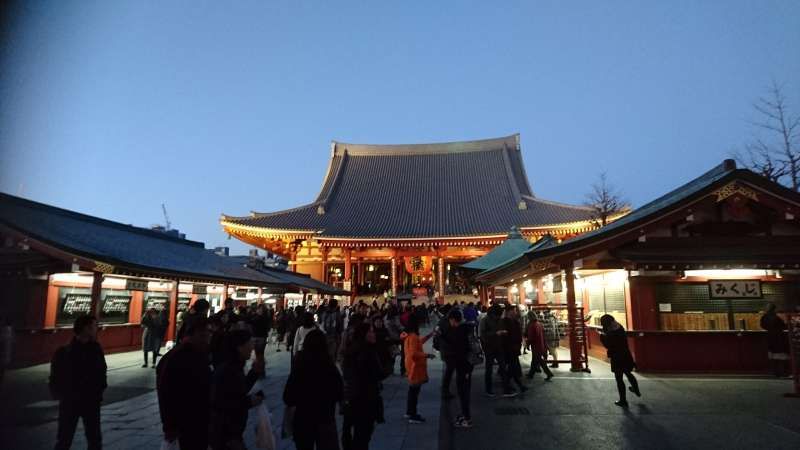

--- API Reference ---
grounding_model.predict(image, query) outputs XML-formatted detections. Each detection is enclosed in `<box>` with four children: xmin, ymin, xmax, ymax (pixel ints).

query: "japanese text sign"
<box><xmin>708</xmin><ymin>280</ymin><xmax>762</xmax><ymax>299</ymax></box>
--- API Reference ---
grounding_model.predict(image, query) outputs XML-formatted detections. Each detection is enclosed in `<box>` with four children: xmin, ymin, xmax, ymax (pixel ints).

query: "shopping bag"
<box><xmin>159</xmin><ymin>439</ymin><xmax>180</xmax><ymax>450</ymax></box>
<box><xmin>254</xmin><ymin>403</ymin><xmax>276</xmax><ymax>450</ymax></box>
<box><xmin>281</xmin><ymin>406</ymin><xmax>296</xmax><ymax>439</ymax></box>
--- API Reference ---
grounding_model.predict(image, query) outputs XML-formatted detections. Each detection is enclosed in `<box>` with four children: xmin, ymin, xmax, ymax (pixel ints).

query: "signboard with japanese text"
<box><xmin>102</xmin><ymin>295</ymin><xmax>131</xmax><ymax>313</ymax></box>
<box><xmin>62</xmin><ymin>293</ymin><xmax>92</xmax><ymax>315</ymax></box>
<box><xmin>144</xmin><ymin>295</ymin><xmax>169</xmax><ymax>311</ymax></box>
<box><xmin>125</xmin><ymin>278</ymin><xmax>149</xmax><ymax>291</ymax></box>
<box><xmin>101</xmin><ymin>294</ymin><xmax>131</xmax><ymax>323</ymax></box>
<box><xmin>708</xmin><ymin>280</ymin><xmax>762</xmax><ymax>299</ymax></box>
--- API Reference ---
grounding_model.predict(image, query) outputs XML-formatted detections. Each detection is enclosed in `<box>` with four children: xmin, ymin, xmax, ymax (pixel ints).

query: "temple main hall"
<box><xmin>220</xmin><ymin>134</ymin><xmax>604</xmax><ymax>304</ymax></box>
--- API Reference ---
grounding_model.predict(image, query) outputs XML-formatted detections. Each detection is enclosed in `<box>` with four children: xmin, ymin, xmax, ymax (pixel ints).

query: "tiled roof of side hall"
<box><xmin>0</xmin><ymin>193</ymin><xmax>345</xmax><ymax>293</ymax></box>
<box><xmin>462</xmin><ymin>228</ymin><xmax>556</xmax><ymax>272</ymax></box>
<box><xmin>475</xmin><ymin>159</ymin><xmax>800</xmax><ymax>283</ymax></box>
<box><xmin>222</xmin><ymin>134</ymin><xmax>596</xmax><ymax>239</ymax></box>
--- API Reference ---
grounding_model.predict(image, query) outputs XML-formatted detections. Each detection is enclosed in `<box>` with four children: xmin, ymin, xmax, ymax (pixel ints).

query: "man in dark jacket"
<box><xmin>501</xmin><ymin>307</ymin><xmax>526</xmax><ymax>393</ymax></box>
<box><xmin>50</xmin><ymin>314</ymin><xmax>107</xmax><ymax>450</ymax></box>
<box><xmin>249</xmin><ymin>304</ymin><xmax>272</xmax><ymax>360</ymax></box>
<box><xmin>435</xmin><ymin>304</ymin><xmax>456</xmax><ymax>399</ymax></box>
<box><xmin>441</xmin><ymin>309</ymin><xmax>474</xmax><ymax>428</ymax></box>
<box><xmin>479</xmin><ymin>304</ymin><xmax>511</xmax><ymax>397</ymax></box>
<box><xmin>320</xmin><ymin>299</ymin><xmax>344</xmax><ymax>360</ymax></box>
<box><xmin>342</xmin><ymin>323</ymin><xmax>385</xmax><ymax>450</ymax></box>
<box><xmin>210</xmin><ymin>329</ymin><xmax>264</xmax><ymax>449</ymax></box>
<box><xmin>157</xmin><ymin>317</ymin><xmax>212</xmax><ymax>450</ymax></box>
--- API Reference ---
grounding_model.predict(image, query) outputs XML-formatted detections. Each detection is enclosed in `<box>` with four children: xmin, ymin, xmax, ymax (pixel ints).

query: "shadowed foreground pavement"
<box><xmin>2</xmin><ymin>339</ymin><xmax>799</xmax><ymax>450</ymax></box>
<box><xmin>0</xmin><ymin>328</ymin><xmax>445</xmax><ymax>450</ymax></box>
<box><xmin>442</xmin><ymin>353</ymin><xmax>800</xmax><ymax>450</ymax></box>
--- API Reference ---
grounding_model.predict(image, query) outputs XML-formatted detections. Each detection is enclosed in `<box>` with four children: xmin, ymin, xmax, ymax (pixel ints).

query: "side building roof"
<box><xmin>475</xmin><ymin>159</ymin><xmax>800</xmax><ymax>283</ymax></box>
<box><xmin>462</xmin><ymin>227</ymin><xmax>556</xmax><ymax>272</ymax></box>
<box><xmin>0</xmin><ymin>193</ymin><xmax>344</xmax><ymax>293</ymax></box>
<box><xmin>222</xmin><ymin>134</ymin><xmax>596</xmax><ymax>239</ymax></box>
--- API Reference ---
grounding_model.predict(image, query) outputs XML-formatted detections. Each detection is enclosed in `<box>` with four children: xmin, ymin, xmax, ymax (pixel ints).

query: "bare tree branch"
<box><xmin>584</xmin><ymin>172</ymin><xmax>630</xmax><ymax>228</ymax></box>
<box><xmin>738</xmin><ymin>80</ymin><xmax>799</xmax><ymax>191</ymax></box>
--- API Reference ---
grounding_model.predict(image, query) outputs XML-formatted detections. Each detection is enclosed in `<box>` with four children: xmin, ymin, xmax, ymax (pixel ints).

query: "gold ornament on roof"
<box><xmin>93</xmin><ymin>262</ymin><xmax>115</xmax><ymax>274</ymax></box>
<box><xmin>713</xmin><ymin>182</ymin><xmax>759</xmax><ymax>203</ymax></box>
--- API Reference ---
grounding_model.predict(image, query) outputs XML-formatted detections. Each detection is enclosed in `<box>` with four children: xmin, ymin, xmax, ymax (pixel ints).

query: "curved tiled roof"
<box><xmin>222</xmin><ymin>134</ymin><xmax>595</xmax><ymax>239</ymax></box>
<box><xmin>0</xmin><ymin>193</ymin><xmax>345</xmax><ymax>293</ymax></box>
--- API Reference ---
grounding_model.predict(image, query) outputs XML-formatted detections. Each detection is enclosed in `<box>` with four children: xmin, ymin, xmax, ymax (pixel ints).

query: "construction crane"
<box><xmin>161</xmin><ymin>203</ymin><xmax>171</xmax><ymax>231</ymax></box>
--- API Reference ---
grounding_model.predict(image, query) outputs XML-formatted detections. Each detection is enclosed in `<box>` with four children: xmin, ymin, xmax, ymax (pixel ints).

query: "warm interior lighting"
<box><xmin>523</xmin><ymin>280</ymin><xmax>533</xmax><ymax>291</ymax></box>
<box><xmin>684</xmin><ymin>269</ymin><xmax>768</xmax><ymax>279</ymax></box>
<box><xmin>51</xmin><ymin>273</ymin><xmax>94</xmax><ymax>284</ymax></box>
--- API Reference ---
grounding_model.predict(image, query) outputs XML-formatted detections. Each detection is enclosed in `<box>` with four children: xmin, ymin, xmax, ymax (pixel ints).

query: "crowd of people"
<box><xmin>46</xmin><ymin>295</ymin><xmax>654</xmax><ymax>450</ymax></box>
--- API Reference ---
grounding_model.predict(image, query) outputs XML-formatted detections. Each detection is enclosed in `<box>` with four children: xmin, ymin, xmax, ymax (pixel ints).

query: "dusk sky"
<box><xmin>1</xmin><ymin>1</ymin><xmax>798</xmax><ymax>254</ymax></box>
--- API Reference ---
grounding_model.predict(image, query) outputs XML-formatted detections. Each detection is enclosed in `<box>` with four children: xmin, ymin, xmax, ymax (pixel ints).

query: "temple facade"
<box><xmin>221</xmin><ymin>134</ymin><xmax>610</xmax><ymax>304</ymax></box>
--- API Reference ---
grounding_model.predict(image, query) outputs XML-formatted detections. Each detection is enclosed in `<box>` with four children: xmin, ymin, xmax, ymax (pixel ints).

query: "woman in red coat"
<box><xmin>526</xmin><ymin>315</ymin><xmax>553</xmax><ymax>381</ymax></box>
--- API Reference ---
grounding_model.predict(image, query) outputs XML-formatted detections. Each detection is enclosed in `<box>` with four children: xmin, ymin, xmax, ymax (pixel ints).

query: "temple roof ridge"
<box><xmin>522</xmin><ymin>195</ymin><xmax>594</xmax><ymax>211</ymax></box>
<box><xmin>331</xmin><ymin>133</ymin><xmax>519</xmax><ymax>156</ymax></box>
<box><xmin>222</xmin><ymin>133</ymin><xmax>599</xmax><ymax>240</ymax></box>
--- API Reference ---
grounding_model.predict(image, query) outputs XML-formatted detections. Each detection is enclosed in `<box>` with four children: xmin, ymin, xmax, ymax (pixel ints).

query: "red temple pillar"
<box><xmin>390</xmin><ymin>250</ymin><xmax>398</xmax><ymax>297</ymax></box>
<box><xmin>344</xmin><ymin>248</ymin><xmax>352</xmax><ymax>304</ymax></box>
<box><xmin>90</xmin><ymin>271</ymin><xmax>103</xmax><ymax>318</ymax></box>
<box><xmin>321</xmin><ymin>247</ymin><xmax>329</xmax><ymax>284</ymax></box>
<box><xmin>356</xmin><ymin>259</ymin><xmax>363</xmax><ymax>296</ymax></box>
<box><xmin>478</xmin><ymin>284</ymin><xmax>488</xmax><ymax>306</ymax></box>
<box><xmin>437</xmin><ymin>254</ymin><xmax>446</xmax><ymax>301</ymax></box>
<box><xmin>564</xmin><ymin>266</ymin><xmax>582</xmax><ymax>371</ymax></box>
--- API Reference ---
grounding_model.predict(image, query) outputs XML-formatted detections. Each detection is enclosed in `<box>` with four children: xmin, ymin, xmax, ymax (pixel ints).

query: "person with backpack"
<box><xmin>50</xmin><ymin>315</ymin><xmax>107</xmax><ymax>450</ymax></box>
<box><xmin>440</xmin><ymin>309</ymin><xmax>475</xmax><ymax>429</ymax></box>
<box><xmin>541</xmin><ymin>307</ymin><xmax>563</xmax><ymax>368</ymax></box>
<box><xmin>402</xmin><ymin>315</ymin><xmax>436</xmax><ymax>424</ymax></box>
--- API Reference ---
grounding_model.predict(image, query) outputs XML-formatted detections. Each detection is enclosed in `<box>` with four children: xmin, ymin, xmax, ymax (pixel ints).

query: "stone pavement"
<box><xmin>442</xmin><ymin>352</ymin><xmax>800</xmax><ymax>450</ymax></box>
<box><xmin>4</xmin><ymin>338</ymin><xmax>800</xmax><ymax>450</ymax></box>
<box><xmin>1</xmin><ymin>328</ymin><xmax>444</xmax><ymax>450</ymax></box>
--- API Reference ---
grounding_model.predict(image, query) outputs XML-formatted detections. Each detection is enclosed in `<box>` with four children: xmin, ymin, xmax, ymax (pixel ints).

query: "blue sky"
<box><xmin>1</xmin><ymin>1</ymin><xmax>798</xmax><ymax>254</ymax></box>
